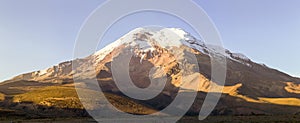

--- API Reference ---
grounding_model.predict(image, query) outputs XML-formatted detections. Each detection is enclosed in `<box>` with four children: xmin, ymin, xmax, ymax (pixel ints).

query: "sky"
<box><xmin>0</xmin><ymin>0</ymin><xmax>300</xmax><ymax>81</ymax></box>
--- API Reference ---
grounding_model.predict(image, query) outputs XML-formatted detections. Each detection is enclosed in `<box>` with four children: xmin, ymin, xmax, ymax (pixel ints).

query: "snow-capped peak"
<box><xmin>93</xmin><ymin>27</ymin><xmax>251</xmax><ymax>66</ymax></box>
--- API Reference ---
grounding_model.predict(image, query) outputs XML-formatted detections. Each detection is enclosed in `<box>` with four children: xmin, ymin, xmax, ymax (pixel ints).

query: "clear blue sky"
<box><xmin>0</xmin><ymin>0</ymin><xmax>300</xmax><ymax>81</ymax></box>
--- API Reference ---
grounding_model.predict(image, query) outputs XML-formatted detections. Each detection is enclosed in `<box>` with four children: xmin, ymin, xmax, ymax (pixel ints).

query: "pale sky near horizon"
<box><xmin>0</xmin><ymin>0</ymin><xmax>300</xmax><ymax>81</ymax></box>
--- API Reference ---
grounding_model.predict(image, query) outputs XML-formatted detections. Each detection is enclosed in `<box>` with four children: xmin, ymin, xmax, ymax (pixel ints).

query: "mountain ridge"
<box><xmin>1</xmin><ymin>27</ymin><xmax>262</xmax><ymax>83</ymax></box>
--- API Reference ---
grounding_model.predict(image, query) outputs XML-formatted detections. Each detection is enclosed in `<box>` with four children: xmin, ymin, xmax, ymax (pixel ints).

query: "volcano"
<box><xmin>1</xmin><ymin>27</ymin><xmax>300</xmax><ymax>117</ymax></box>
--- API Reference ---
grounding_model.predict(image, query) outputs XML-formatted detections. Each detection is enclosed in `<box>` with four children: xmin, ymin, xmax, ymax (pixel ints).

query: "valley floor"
<box><xmin>1</xmin><ymin>115</ymin><xmax>300</xmax><ymax>123</ymax></box>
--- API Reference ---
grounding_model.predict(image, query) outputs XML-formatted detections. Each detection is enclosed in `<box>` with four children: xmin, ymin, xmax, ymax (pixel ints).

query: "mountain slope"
<box><xmin>1</xmin><ymin>27</ymin><xmax>300</xmax><ymax>116</ymax></box>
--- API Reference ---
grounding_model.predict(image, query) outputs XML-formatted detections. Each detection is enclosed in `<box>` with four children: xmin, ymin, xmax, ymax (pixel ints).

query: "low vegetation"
<box><xmin>13</xmin><ymin>86</ymin><xmax>84</xmax><ymax>109</ymax></box>
<box><xmin>12</xmin><ymin>85</ymin><xmax>157</xmax><ymax>115</ymax></box>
